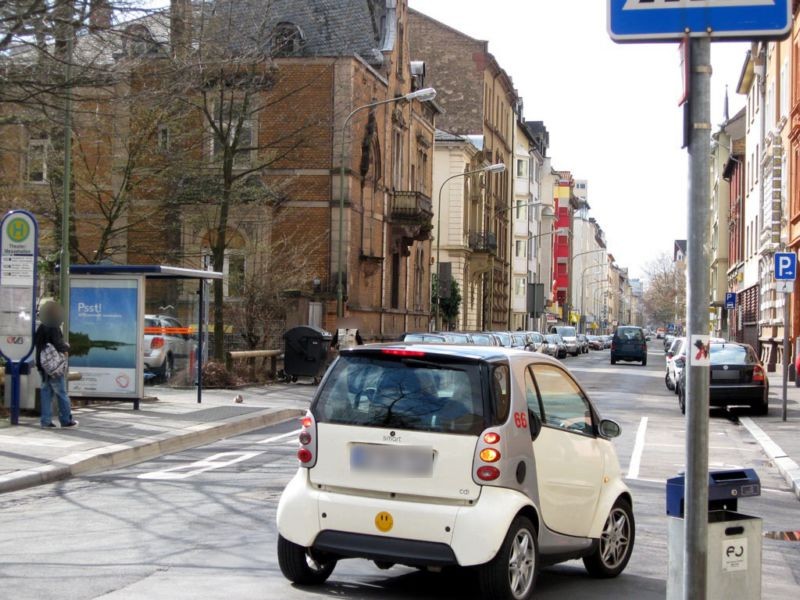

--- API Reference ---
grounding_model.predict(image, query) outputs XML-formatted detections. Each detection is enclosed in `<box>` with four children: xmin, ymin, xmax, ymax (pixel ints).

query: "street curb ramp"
<box><xmin>0</xmin><ymin>407</ymin><xmax>303</xmax><ymax>495</ymax></box>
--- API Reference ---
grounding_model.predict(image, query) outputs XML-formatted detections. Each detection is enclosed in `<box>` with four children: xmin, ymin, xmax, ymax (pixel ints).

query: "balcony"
<box><xmin>468</xmin><ymin>231</ymin><xmax>498</xmax><ymax>253</ymax></box>
<box><xmin>390</xmin><ymin>190</ymin><xmax>433</xmax><ymax>222</ymax></box>
<box><xmin>389</xmin><ymin>191</ymin><xmax>433</xmax><ymax>256</ymax></box>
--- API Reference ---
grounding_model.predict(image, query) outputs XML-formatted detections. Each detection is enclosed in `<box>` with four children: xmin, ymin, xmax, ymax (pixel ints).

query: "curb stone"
<box><xmin>739</xmin><ymin>417</ymin><xmax>800</xmax><ymax>501</ymax></box>
<box><xmin>0</xmin><ymin>407</ymin><xmax>303</xmax><ymax>495</ymax></box>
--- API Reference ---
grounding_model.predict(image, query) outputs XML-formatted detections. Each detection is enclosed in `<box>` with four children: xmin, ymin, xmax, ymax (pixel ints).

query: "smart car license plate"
<box><xmin>350</xmin><ymin>444</ymin><xmax>433</xmax><ymax>477</ymax></box>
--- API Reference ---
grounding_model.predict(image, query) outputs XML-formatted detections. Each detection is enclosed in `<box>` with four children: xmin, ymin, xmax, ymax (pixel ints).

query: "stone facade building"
<box><xmin>0</xmin><ymin>0</ymin><xmax>439</xmax><ymax>345</ymax></box>
<box><xmin>408</xmin><ymin>8</ymin><xmax>518</xmax><ymax>329</ymax></box>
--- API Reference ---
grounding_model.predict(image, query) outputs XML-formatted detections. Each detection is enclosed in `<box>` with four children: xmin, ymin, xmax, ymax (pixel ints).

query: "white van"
<box><xmin>276</xmin><ymin>344</ymin><xmax>634</xmax><ymax>600</ymax></box>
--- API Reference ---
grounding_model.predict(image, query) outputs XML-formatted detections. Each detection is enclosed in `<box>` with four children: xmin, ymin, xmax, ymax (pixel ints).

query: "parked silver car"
<box><xmin>144</xmin><ymin>315</ymin><xmax>192</xmax><ymax>383</ymax></box>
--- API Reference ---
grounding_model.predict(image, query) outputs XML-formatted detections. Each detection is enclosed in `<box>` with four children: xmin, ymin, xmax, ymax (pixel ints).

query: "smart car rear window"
<box><xmin>314</xmin><ymin>355</ymin><xmax>486</xmax><ymax>435</ymax></box>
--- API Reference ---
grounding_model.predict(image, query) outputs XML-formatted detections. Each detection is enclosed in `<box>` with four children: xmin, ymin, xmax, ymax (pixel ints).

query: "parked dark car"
<box><xmin>544</xmin><ymin>333</ymin><xmax>567</xmax><ymax>359</ymax></box>
<box><xmin>587</xmin><ymin>335</ymin><xmax>604</xmax><ymax>351</ymax></box>
<box><xmin>576</xmin><ymin>334</ymin><xmax>589</xmax><ymax>354</ymax></box>
<box><xmin>467</xmin><ymin>332</ymin><xmax>500</xmax><ymax>346</ymax></box>
<box><xmin>610</xmin><ymin>326</ymin><xmax>647</xmax><ymax>366</ymax></box>
<box><xmin>676</xmin><ymin>342</ymin><xmax>768</xmax><ymax>415</ymax></box>
<box><xmin>525</xmin><ymin>331</ymin><xmax>547</xmax><ymax>353</ymax></box>
<box><xmin>400</xmin><ymin>333</ymin><xmax>448</xmax><ymax>343</ymax></box>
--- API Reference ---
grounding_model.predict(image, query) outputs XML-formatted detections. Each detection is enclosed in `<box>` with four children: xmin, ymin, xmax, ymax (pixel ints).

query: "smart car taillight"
<box><xmin>150</xmin><ymin>337</ymin><xmax>165</xmax><ymax>350</ymax></box>
<box><xmin>476</xmin><ymin>466</ymin><xmax>500</xmax><ymax>481</ymax></box>
<box><xmin>753</xmin><ymin>365</ymin><xmax>765</xmax><ymax>383</ymax></box>
<box><xmin>297</xmin><ymin>412</ymin><xmax>318</xmax><ymax>468</ymax></box>
<box><xmin>483</xmin><ymin>432</ymin><xmax>501</xmax><ymax>444</ymax></box>
<box><xmin>479</xmin><ymin>448</ymin><xmax>501</xmax><ymax>462</ymax></box>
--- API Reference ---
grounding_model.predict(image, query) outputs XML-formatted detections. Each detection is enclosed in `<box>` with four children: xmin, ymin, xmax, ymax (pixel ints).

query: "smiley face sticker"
<box><xmin>375</xmin><ymin>511</ymin><xmax>394</xmax><ymax>533</ymax></box>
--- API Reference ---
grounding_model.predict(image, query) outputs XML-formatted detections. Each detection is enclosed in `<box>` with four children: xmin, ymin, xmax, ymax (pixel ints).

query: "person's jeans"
<box><xmin>40</xmin><ymin>373</ymin><xmax>73</xmax><ymax>426</ymax></box>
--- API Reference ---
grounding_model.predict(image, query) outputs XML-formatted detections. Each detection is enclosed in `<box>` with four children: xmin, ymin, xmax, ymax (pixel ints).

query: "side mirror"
<box><xmin>598</xmin><ymin>419</ymin><xmax>621</xmax><ymax>439</ymax></box>
<box><xmin>529</xmin><ymin>410</ymin><xmax>542</xmax><ymax>441</ymax></box>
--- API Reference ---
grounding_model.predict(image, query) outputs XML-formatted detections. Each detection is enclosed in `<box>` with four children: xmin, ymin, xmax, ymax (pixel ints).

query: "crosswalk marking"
<box><xmin>627</xmin><ymin>417</ymin><xmax>648</xmax><ymax>480</ymax></box>
<box><xmin>256</xmin><ymin>429</ymin><xmax>301</xmax><ymax>445</ymax></box>
<box><xmin>138</xmin><ymin>452</ymin><xmax>264</xmax><ymax>480</ymax></box>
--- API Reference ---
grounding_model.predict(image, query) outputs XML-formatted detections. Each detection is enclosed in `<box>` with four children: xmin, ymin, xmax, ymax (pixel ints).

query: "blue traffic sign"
<box><xmin>725</xmin><ymin>292</ymin><xmax>736</xmax><ymax>310</ymax></box>
<box><xmin>775</xmin><ymin>252</ymin><xmax>797</xmax><ymax>281</ymax></box>
<box><xmin>608</xmin><ymin>0</ymin><xmax>792</xmax><ymax>42</ymax></box>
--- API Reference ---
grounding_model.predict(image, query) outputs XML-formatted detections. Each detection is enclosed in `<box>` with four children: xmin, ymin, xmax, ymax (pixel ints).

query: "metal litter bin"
<box><xmin>283</xmin><ymin>326</ymin><xmax>332</xmax><ymax>383</ymax></box>
<box><xmin>3</xmin><ymin>359</ymin><xmax>41</xmax><ymax>412</ymax></box>
<box><xmin>666</xmin><ymin>469</ymin><xmax>762</xmax><ymax>599</ymax></box>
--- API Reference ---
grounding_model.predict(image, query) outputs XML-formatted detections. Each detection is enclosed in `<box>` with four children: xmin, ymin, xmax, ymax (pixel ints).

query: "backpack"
<box><xmin>41</xmin><ymin>343</ymin><xmax>67</xmax><ymax>377</ymax></box>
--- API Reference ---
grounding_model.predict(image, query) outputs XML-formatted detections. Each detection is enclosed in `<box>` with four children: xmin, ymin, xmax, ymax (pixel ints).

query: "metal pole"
<box><xmin>197</xmin><ymin>279</ymin><xmax>204</xmax><ymax>404</ymax></box>
<box><xmin>684</xmin><ymin>35</ymin><xmax>711</xmax><ymax>600</ymax></box>
<box><xmin>783</xmin><ymin>291</ymin><xmax>789</xmax><ymax>421</ymax></box>
<box><xmin>9</xmin><ymin>361</ymin><xmax>21</xmax><ymax>425</ymax></box>
<box><xmin>60</xmin><ymin>32</ymin><xmax>73</xmax><ymax>340</ymax></box>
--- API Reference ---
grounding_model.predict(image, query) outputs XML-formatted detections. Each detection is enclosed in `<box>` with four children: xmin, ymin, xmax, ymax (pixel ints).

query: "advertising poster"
<box><xmin>68</xmin><ymin>276</ymin><xmax>143</xmax><ymax>397</ymax></box>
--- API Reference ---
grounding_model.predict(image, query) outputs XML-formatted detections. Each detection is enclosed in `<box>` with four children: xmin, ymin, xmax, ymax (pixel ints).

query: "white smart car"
<box><xmin>276</xmin><ymin>344</ymin><xmax>634</xmax><ymax>600</ymax></box>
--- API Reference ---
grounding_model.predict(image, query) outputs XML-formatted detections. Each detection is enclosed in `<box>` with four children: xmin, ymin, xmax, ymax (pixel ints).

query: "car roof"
<box><xmin>342</xmin><ymin>342</ymin><xmax>563</xmax><ymax>366</ymax></box>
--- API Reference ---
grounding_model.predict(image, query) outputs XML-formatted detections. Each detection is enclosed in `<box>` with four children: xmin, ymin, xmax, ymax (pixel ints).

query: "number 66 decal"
<box><xmin>513</xmin><ymin>411</ymin><xmax>528</xmax><ymax>428</ymax></box>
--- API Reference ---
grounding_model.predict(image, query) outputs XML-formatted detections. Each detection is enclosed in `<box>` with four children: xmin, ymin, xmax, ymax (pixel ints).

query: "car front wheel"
<box><xmin>583</xmin><ymin>499</ymin><xmax>635</xmax><ymax>578</ymax></box>
<box><xmin>478</xmin><ymin>516</ymin><xmax>538</xmax><ymax>600</ymax></box>
<box><xmin>277</xmin><ymin>534</ymin><xmax>336</xmax><ymax>585</ymax></box>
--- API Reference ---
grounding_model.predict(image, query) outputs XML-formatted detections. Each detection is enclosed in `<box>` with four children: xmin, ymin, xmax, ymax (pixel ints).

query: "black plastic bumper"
<box><xmin>313</xmin><ymin>530</ymin><xmax>458</xmax><ymax>567</ymax></box>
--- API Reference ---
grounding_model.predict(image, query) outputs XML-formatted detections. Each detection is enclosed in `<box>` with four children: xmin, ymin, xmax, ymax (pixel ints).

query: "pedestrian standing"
<box><xmin>34</xmin><ymin>301</ymin><xmax>77</xmax><ymax>429</ymax></box>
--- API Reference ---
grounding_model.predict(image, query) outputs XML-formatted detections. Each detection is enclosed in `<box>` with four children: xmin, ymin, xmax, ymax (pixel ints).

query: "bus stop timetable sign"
<box><xmin>0</xmin><ymin>210</ymin><xmax>38</xmax><ymax>362</ymax></box>
<box><xmin>608</xmin><ymin>0</ymin><xmax>792</xmax><ymax>42</ymax></box>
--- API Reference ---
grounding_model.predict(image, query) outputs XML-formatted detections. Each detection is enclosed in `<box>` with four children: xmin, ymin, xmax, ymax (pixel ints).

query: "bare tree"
<box><xmin>642</xmin><ymin>253</ymin><xmax>686</xmax><ymax>328</ymax></box>
<box><xmin>228</xmin><ymin>225</ymin><xmax>327</xmax><ymax>351</ymax></box>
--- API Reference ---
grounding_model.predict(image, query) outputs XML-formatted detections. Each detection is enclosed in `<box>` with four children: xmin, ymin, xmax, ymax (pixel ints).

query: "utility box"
<box><xmin>666</xmin><ymin>470</ymin><xmax>762</xmax><ymax>599</ymax></box>
<box><xmin>2</xmin><ymin>360</ymin><xmax>41</xmax><ymax>412</ymax></box>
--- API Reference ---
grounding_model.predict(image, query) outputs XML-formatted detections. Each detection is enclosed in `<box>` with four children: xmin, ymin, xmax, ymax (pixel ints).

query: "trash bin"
<box><xmin>3</xmin><ymin>359</ymin><xmax>41</xmax><ymax>412</ymax></box>
<box><xmin>666</xmin><ymin>469</ymin><xmax>762</xmax><ymax>600</ymax></box>
<box><xmin>283</xmin><ymin>326</ymin><xmax>332</xmax><ymax>382</ymax></box>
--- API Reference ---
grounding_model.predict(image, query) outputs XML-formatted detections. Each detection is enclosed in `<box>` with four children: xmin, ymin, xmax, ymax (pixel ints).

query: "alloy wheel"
<box><xmin>599</xmin><ymin>507</ymin><xmax>632</xmax><ymax>570</ymax></box>
<box><xmin>508</xmin><ymin>528</ymin><xmax>536</xmax><ymax>599</ymax></box>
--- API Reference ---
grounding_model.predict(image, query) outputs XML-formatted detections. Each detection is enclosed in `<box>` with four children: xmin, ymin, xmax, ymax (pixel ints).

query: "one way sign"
<box><xmin>775</xmin><ymin>252</ymin><xmax>797</xmax><ymax>281</ymax></box>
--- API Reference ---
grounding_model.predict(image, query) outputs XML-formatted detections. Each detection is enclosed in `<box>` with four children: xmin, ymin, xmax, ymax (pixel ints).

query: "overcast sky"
<box><xmin>409</xmin><ymin>0</ymin><xmax>749</xmax><ymax>279</ymax></box>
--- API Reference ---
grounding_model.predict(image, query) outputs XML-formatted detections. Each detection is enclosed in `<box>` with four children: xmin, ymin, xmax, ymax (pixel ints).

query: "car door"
<box><xmin>529</xmin><ymin>363</ymin><xmax>604</xmax><ymax>537</ymax></box>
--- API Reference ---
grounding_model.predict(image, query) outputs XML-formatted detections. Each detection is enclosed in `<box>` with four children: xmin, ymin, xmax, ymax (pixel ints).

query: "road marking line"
<box><xmin>627</xmin><ymin>417</ymin><xmax>648</xmax><ymax>480</ymax></box>
<box><xmin>256</xmin><ymin>429</ymin><xmax>301</xmax><ymax>444</ymax></box>
<box><xmin>138</xmin><ymin>451</ymin><xmax>264</xmax><ymax>480</ymax></box>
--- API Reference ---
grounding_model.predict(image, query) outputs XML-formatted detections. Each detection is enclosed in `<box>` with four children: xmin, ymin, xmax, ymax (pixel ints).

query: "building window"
<box><xmin>27</xmin><ymin>136</ymin><xmax>48</xmax><ymax>183</ymax></box>
<box><xmin>210</xmin><ymin>104</ymin><xmax>253</xmax><ymax>169</ymax></box>
<box><xmin>515</xmin><ymin>239</ymin><xmax>525</xmax><ymax>258</ymax></box>
<box><xmin>781</xmin><ymin>60</ymin><xmax>789</xmax><ymax>119</ymax></box>
<box><xmin>391</xmin><ymin>252</ymin><xmax>400</xmax><ymax>309</ymax></box>
<box><xmin>271</xmin><ymin>22</ymin><xmax>304</xmax><ymax>57</ymax></box>
<box><xmin>516</xmin><ymin>159</ymin><xmax>527</xmax><ymax>178</ymax></box>
<box><xmin>392</xmin><ymin>129</ymin><xmax>403</xmax><ymax>188</ymax></box>
<box><xmin>158</xmin><ymin>125</ymin><xmax>170</xmax><ymax>151</ymax></box>
<box><xmin>225</xmin><ymin>254</ymin><xmax>245</xmax><ymax>298</ymax></box>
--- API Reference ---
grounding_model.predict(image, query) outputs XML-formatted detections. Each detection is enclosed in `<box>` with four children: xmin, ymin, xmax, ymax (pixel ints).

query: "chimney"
<box><xmin>171</xmin><ymin>0</ymin><xmax>193</xmax><ymax>59</ymax></box>
<box><xmin>89</xmin><ymin>0</ymin><xmax>112</xmax><ymax>32</ymax></box>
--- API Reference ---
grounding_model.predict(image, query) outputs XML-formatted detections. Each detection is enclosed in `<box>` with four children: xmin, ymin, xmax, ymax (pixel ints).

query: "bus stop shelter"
<box><xmin>68</xmin><ymin>265</ymin><xmax>223</xmax><ymax>408</ymax></box>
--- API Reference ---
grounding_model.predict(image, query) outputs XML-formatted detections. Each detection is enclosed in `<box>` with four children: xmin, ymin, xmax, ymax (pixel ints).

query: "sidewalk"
<box><xmin>0</xmin><ymin>382</ymin><xmax>315</xmax><ymax>494</ymax></box>
<box><xmin>740</xmin><ymin>372</ymin><xmax>800</xmax><ymax>500</ymax></box>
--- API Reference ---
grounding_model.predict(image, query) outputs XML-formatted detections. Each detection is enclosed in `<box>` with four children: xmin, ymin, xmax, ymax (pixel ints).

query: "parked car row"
<box><xmin>400</xmin><ymin>328</ymin><xmax>614</xmax><ymax>361</ymax></box>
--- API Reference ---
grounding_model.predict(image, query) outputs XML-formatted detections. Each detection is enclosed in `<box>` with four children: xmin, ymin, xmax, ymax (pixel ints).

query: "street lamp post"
<box><xmin>336</xmin><ymin>87</ymin><xmax>437</xmax><ymax>318</ymax></box>
<box><xmin>435</xmin><ymin>162</ymin><xmax>506</xmax><ymax>330</ymax></box>
<box><xmin>568</xmin><ymin>248</ymin><xmax>605</xmax><ymax>328</ymax></box>
<box><xmin>578</xmin><ymin>261</ymin><xmax>606</xmax><ymax>332</ymax></box>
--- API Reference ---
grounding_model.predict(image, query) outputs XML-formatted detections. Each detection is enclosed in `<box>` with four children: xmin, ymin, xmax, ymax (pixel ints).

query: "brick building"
<box><xmin>0</xmin><ymin>0</ymin><xmax>439</xmax><ymax>346</ymax></box>
<box><xmin>408</xmin><ymin>8</ymin><xmax>518</xmax><ymax>329</ymax></box>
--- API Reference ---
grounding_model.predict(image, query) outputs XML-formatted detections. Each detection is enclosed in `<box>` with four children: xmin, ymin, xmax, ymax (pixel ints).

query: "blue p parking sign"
<box><xmin>725</xmin><ymin>293</ymin><xmax>736</xmax><ymax>310</ymax></box>
<box><xmin>775</xmin><ymin>252</ymin><xmax>797</xmax><ymax>281</ymax></box>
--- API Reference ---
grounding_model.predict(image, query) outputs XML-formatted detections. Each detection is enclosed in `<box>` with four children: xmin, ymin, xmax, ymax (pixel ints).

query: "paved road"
<box><xmin>1</xmin><ymin>348</ymin><xmax>798</xmax><ymax>599</ymax></box>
